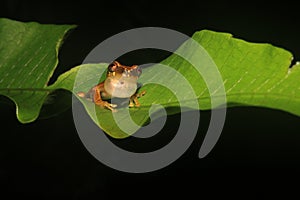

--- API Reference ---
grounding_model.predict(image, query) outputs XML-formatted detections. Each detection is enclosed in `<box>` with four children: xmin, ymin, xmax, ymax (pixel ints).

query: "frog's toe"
<box><xmin>110</xmin><ymin>103</ymin><xmax>118</xmax><ymax>108</ymax></box>
<box><xmin>107</xmin><ymin>103</ymin><xmax>117</xmax><ymax>111</ymax></box>
<box><xmin>129</xmin><ymin>101</ymin><xmax>135</xmax><ymax>107</ymax></box>
<box><xmin>101</xmin><ymin>101</ymin><xmax>117</xmax><ymax>111</ymax></box>
<box><xmin>111</xmin><ymin>108</ymin><xmax>118</xmax><ymax>113</ymax></box>
<box><xmin>138</xmin><ymin>90</ymin><xmax>146</xmax><ymax>97</ymax></box>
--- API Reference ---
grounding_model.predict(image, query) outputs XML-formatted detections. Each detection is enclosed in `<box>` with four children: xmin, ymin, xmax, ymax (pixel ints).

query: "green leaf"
<box><xmin>1</xmin><ymin>18</ymin><xmax>299</xmax><ymax>139</ymax></box>
<box><xmin>60</xmin><ymin>31</ymin><xmax>300</xmax><ymax>138</ymax></box>
<box><xmin>0</xmin><ymin>18</ymin><xmax>75</xmax><ymax>123</ymax></box>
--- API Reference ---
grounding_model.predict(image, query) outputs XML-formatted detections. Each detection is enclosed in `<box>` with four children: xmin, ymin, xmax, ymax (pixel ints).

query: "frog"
<box><xmin>77</xmin><ymin>61</ymin><xmax>145</xmax><ymax>111</ymax></box>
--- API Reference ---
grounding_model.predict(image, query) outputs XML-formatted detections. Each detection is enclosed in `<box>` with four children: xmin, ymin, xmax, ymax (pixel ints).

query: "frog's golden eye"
<box><xmin>108</xmin><ymin>62</ymin><xmax>117</xmax><ymax>72</ymax></box>
<box><xmin>108</xmin><ymin>61</ymin><xmax>122</xmax><ymax>72</ymax></box>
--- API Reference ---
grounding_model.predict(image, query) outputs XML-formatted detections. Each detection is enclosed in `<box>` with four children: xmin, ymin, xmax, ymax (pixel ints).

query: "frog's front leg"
<box><xmin>93</xmin><ymin>83</ymin><xmax>117</xmax><ymax>111</ymax></box>
<box><xmin>129</xmin><ymin>90</ymin><xmax>146</xmax><ymax>107</ymax></box>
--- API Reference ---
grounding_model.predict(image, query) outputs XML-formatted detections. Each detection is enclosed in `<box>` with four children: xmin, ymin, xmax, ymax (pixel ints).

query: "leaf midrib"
<box><xmin>0</xmin><ymin>86</ymin><xmax>298</xmax><ymax>106</ymax></box>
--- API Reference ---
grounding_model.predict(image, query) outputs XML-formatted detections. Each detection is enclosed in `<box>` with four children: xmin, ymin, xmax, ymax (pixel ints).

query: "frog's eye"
<box><xmin>108</xmin><ymin>61</ymin><xmax>122</xmax><ymax>72</ymax></box>
<box><xmin>108</xmin><ymin>62</ymin><xmax>117</xmax><ymax>72</ymax></box>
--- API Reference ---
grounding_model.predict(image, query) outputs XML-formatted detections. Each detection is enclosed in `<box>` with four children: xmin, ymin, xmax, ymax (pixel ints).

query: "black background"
<box><xmin>1</xmin><ymin>0</ymin><xmax>300</xmax><ymax>198</ymax></box>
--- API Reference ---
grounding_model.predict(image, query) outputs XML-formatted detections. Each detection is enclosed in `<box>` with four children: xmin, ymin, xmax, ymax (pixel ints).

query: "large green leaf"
<box><xmin>1</xmin><ymin>18</ymin><xmax>299</xmax><ymax>138</ymax></box>
<box><xmin>0</xmin><ymin>18</ymin><xmax>75</xmax><ymax>122</ymax></box>
<box><xmin>52</xmin><ymin>30</ymin><xmax>300</xmax><ymax>138</ymax></box>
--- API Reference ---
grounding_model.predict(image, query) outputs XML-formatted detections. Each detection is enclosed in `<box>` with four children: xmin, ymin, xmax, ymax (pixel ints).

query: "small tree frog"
<box><xmin>77</xmin><ymin>61</ymin><xmax>145</xmax><ymax>111</ymax></box>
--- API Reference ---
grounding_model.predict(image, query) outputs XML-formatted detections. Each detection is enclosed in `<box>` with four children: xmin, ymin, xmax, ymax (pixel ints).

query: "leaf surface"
<box><xmin>0</xmin><ymin>18</ymin><xmax>75</xmax><ymax>122</ymax></box>
<box><xmin>54</xmin><ymin>30</ymin><xmax>300</xmax><ymax>138</ymax></box>
<box><xmin>1</xmin><ymin>18</ymin><xmax>299</xmax><ymax>138</ymax></box>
